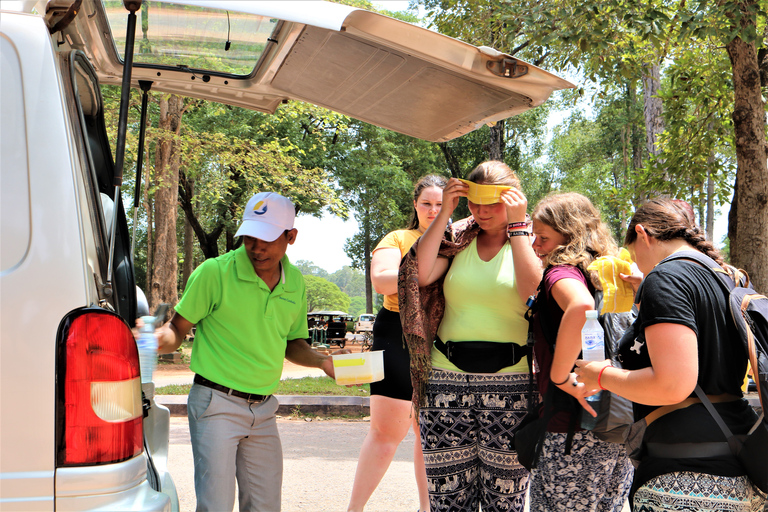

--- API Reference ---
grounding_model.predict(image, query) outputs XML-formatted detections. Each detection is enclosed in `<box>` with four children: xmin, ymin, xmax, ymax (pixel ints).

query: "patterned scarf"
<box><xmin>398</xmin><ymin>217</ymin><xmax>481</xmax><ymax>410</ymax></box>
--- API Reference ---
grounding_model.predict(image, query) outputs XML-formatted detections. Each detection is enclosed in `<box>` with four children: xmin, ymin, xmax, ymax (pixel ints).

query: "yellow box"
<box><xmin>332</xmin><ymin>350</ymin><xmax>385</xmax><ymax>385</ymax></box>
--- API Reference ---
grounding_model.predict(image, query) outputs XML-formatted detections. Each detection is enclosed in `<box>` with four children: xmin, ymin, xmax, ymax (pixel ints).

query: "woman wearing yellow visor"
<box><xmin>399</xmin><ymin>161</ymin><xmax>542</xmax><ymax>512</ymax></box>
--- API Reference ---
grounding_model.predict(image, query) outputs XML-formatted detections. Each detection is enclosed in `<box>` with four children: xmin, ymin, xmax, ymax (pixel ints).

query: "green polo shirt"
<box><xmin>175</xmin><ymin>245</ymin><xmax>309</xmax><ymax>395</ymax></box>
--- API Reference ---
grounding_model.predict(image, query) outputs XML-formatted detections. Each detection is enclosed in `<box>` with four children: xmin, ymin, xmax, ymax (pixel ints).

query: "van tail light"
<box><xmin>57</xmin><ymin>308</ymin><xmax>143</xmax><ymax>466</ymax></box>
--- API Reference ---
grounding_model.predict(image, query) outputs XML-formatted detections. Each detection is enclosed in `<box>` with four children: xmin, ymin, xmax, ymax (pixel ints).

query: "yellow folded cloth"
<box><xmin>458</xmin><ymin>179</ymin><xmax>511</xmax><ymax>205</ymax></box>
<box><xmin>587</xmin><ymin>248</ymin><xmax>635</xmax><ymax>313</ymax></box>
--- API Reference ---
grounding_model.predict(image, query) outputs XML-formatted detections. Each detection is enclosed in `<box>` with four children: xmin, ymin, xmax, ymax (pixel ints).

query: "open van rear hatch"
<box><xmin>50</xmin><ymin>0</ymin><xmax>574</xmax><ymax>142</ymax></box>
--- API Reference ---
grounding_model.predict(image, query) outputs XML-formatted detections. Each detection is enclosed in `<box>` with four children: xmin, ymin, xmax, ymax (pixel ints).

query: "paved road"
<box><xmin>167</xmin><ymin>415</ymin><xmax>632</xmax><ymax>512</ymax></box>
<box><xmin>168</xmin><ymin>415</ymin><xmax>423</xmax><ymax>511</ymax></box>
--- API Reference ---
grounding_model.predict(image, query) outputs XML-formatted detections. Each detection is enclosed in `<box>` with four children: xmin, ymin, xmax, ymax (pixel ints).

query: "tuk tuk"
<box><xmin>307</xmin><ymin>311</ymin><xmax>351</xmax><ymax>348</ymax></box>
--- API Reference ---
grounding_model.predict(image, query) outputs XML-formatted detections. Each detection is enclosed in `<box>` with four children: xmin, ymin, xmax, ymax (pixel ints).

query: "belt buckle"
<box><xmin>445</xmin><ymin>341</ymin><xmax>452</xmax><ymax>361</ymax></box>
<box><xmin>246</xmin><ymin>394</ymin><xmax>264</xmax><ymax>404</ymax></box>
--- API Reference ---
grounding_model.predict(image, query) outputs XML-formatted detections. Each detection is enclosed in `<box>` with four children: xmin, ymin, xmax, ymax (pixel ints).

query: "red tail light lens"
<box><xmin>58</xmin><ymin>309</ymin><xmax>143</xmax><ymax>466</ymax></box>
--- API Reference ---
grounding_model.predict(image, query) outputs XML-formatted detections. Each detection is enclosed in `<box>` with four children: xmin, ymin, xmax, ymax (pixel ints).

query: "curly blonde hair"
<box><xmin>532</xmin><ymin>192</ymin><xmax>618</xmax><ymax>287</ymax></box>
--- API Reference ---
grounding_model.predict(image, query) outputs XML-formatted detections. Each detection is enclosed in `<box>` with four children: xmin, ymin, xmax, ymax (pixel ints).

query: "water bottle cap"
<box><xmin>140</xmin><ymin>315</ymin><xmax>156</xmax><ymax>332</ymax></box>
<box><xmin>585</xmin><ymin>310</ymin><xmax>598</xmax><ymax>319</ymax></box>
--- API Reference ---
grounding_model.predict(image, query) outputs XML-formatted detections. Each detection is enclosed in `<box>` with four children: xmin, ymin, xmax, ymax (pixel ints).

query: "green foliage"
<box><xmin>276</xmin><ymin>377</ymin><xmax>370</xmax><ymax>396</ymax></box>
<box><xmin>347</xmin><ymin>296</ymin><xmax>369</xmax><ymax>317</ymax></box>
<box><xmin>542</xmin><ymin>92</ymin><xmax>644</xmax><ymax>240</ymax></box>
<box><xmin>331</xmin><ymin>121</ymin><xmax>441</xmax><ymax>270</ymax></box>
<box><xmin>304</xmin><ymin>275</ymin><xmax>351</xmax><ymax>313</ymax></box>
<box><xmin>326</xmin><ymin>266</ymin><xmax>367</xmax><ymax>297</ymax></box>
<box><xmin>294</xmin><ymin>260</ymin><xmax>329</xmax><ymax>278</ymax></box>
<box><xmin>640</xmin><ymin>44</ymin><xmax>737</xmax><ymax>210</ymax></box>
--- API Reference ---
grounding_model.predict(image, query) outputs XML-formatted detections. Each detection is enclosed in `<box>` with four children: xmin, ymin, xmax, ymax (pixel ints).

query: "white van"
<box><xmin>355</xmin><ymin>314</ymin><xmax>377</xmax><ymax>334</ymax></box>
<box><xmin>0</xmin><ymin>1</ymin><xmax>571</xmax><ymax>509</ymax></box>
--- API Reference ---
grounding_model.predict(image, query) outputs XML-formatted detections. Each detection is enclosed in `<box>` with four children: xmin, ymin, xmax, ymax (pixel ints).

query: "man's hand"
<box><xmin>322</xmin><ymin>348</ymin><xmax>351</xmax><ymax>379</ymax></box>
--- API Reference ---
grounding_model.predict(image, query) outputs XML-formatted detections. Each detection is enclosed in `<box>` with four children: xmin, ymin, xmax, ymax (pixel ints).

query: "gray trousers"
<box><xmin>188</xmin><ymin>383</ymin><xmax>282</xmax><ymax>512</ymax></box>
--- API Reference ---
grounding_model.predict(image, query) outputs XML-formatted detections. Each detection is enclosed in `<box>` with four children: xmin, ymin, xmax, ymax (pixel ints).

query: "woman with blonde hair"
<box><xmin>527</xmin><ymin>192</ymin><xmax>633</xmax><ymax>511</ymax></box>
<box><xmin>399</xmin><ymin>161</ymin><xmax>542</xmax><ymax>512</ymax></box>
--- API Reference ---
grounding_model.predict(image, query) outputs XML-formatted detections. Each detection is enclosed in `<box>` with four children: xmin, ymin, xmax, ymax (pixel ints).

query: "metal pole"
<box><xmin>107</xmin><ymin>1</ymin><xmax>141</xmax><ymax>287</ymax></box>
<box><xmin>131</xmin><ymin>80</ymin><xmax>153</xmax><ymax>259</ymax></box>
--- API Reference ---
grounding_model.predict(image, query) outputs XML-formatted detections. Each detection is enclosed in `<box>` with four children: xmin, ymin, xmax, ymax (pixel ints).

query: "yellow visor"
<box><xmin>458</xmin><ymin>179</ymin><xmax>512</xmax><ymax>205</ymax></box>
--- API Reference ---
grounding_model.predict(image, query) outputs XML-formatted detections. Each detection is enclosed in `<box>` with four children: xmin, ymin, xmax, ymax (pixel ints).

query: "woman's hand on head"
<box><xmin>441</xmin><ymin>178</ymin><xmax>468</xmax><ymax>218</ymax></box>
<box><xmin>501</xmin><ymin>187</ymin><xmax>528</xmax><ymax>224</ymax></box>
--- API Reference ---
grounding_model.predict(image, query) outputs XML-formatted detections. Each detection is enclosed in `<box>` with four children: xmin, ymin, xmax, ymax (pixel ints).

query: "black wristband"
<box><xmin>508</xmin><ymin>230</ymin><xmax>531</xmax><ymax>237</ymax></box>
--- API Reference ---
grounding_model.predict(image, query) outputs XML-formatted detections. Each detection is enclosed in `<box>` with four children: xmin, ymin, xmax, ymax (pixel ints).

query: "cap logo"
<box><xmin>252</xmin><ymin>200</ymin><xmax>268</xmax><ymax>215</ymax></box>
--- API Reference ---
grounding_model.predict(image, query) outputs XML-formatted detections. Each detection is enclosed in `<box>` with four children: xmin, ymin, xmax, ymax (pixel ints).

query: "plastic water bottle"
<box><xmin>580</xmin><ymin>309</ymin><xmax>604</xmax><ymax>430</ymax></box>
<box><xmin>137</xmin><ymin>315</ymin><xmax>158</xmax><ymax>384</ymax></box>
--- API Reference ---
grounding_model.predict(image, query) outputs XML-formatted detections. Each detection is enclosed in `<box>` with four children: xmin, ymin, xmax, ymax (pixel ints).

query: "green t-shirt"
<box><xmin>175</xmin><ymin>245</ymin><xmax>309</xmax><ymax>394</ymax></box>
<box><xmin>434</xmin><ymin>238</ymin><xmax>529</xmax><ymax>373</ymax></box>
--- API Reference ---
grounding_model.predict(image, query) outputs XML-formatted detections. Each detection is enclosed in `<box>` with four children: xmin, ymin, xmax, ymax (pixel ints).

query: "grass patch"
<box><xmin>155</xmin><ymin>376</ymin><xmax>370</xmax><ymax>396</ymax></box>
<box><xmin>157</xmin><ymin>340</ymin><xmax>193</xmax><ymax>366</ymax></box>
<box><xmin>278</xmin><ymin>376</ymin><xmax>370</xmax><ymax>396</ymax></box>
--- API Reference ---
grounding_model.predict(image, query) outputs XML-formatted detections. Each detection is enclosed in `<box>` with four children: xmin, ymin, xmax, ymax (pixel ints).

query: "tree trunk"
<box><xmin>488</xmin><ymin>120</ymin><xmax>505</xmax><ymax>161</ymax></box>
<box><xmin>628</xmin><ymin>80</ymin><xmax>644</xmax><ymax>202</ymax></box>
<box><xmin>438</xmin><ymin>142</ymin><xmax>462</xmax><ymax>178</ymax></box>
<box><xmin>706</xmin><ymin>161</ymin><xmax>715</xmax><ymax>242</ymax></box>
<box><xmin>362</xmin><ymin>205</ymin><xmax>373</xmax><ymax>314</ymax></box>
<box><xmin>726</xmin><ymin>12</ymin><xmax>768</xmax><ymax>292</ymax></box>
<box><xmin>150</xmin><ymin>94</ymin><xmax>184</xmax><ymax>309</ymax></box>
<box><xmin>144</xmin><ymin>140</ymin><xmax>153</xmax><ymax>292</ymax></box>
<box><xmin>642</xmin><ymin>62</ymin><xmax>664</xmax><ymax>160</ymax></box>
<box><xmin>182</xmin><ymin>176</ymin><xmax>194</xmax><ymax>291</ymax></box>
<box><xmin>178</xmin><ymin>170</ymin><xmax>224</xmax><ymax>259</ymax></box>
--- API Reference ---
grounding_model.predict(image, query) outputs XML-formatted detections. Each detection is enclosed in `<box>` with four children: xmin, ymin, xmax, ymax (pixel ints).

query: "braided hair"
<box><xmin>624</xmin><ymin>197</ymin><xmax>724</xmax><ymax>265</ymax></box>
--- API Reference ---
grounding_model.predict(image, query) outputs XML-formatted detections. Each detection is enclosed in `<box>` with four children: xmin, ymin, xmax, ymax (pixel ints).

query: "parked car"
<box><xmin>355</xmin><ymin>314</ymin><xmax>376</xmax><ymax>334</ymax></box>
<box><xmin>1</xmin><ymin>0</ymin><xmax>571</xmax><ymax>509</ymax></box>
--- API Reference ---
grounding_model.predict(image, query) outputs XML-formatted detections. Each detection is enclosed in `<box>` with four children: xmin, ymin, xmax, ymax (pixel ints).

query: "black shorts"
<box><xmin>368</xmin><ymin>307</ymin><xmax>413</xmax><ymax>401</ymax></box>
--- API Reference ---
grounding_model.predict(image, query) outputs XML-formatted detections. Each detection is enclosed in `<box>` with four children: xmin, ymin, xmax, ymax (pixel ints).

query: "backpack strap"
<box><xmin>693</xmin><ymin>385</ymin><xmax>745</xmax><ymax>455</ymax></box>
<box><xmin>658</xmin><ymin>250</ymin><xmax>736</xmax><ymax>293</ymax></box>
<box><xmin>527</xmin><ymin>267</ymin><xmax>582</xmax><ymax>454</ymax></box>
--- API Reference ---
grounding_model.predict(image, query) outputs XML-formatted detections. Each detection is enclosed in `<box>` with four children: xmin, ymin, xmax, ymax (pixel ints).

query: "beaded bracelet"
<box><xmin>598</xmin><ymin>364</ymin><xmax>612</xmax><ymax>390</ymax></box>
<box><xmin>508</xmin><ymin>221</ymin><xmax>529</xmax><ymax>229</ymax></box>
<box><xmin>508</xmin><ymin>230</ymin><xmax>531</xmax><ymax>237</ymax></box>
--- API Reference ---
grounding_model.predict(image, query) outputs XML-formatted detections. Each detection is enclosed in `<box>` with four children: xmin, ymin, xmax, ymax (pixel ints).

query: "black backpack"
<box><xmin>591</xmin><ymin>294</ymin><xmax>636</xmax><ymax>443</ymax></box>
<box><xmin>660</xmin><ymin>251</ymin><xmax>768</xmax><ymax>492</ymax></box>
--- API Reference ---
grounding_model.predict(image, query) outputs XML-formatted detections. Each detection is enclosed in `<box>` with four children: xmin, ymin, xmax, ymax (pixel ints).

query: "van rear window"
<box><xmin>104</xmin><ymin>0</ymin><xmax>278</xmax><ymax>77</ymax></box>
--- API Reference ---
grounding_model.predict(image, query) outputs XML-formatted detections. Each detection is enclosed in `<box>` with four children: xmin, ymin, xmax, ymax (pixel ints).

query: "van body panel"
<box><xmin>0</xmin><ymin>14</ymin><xmax>86</xmax><ymax>500</ymax></box>
<box><xmin>0</xmin><ymin>13</ymin><xmax>173</xmax><ymax>510</ymax></box>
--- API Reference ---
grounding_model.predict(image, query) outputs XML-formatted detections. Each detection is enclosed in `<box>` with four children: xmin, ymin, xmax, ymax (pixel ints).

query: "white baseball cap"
<box><xmin>235</xmin><ymin>192</ymin><xmax>295</xmax><ymax>242</ymax></box>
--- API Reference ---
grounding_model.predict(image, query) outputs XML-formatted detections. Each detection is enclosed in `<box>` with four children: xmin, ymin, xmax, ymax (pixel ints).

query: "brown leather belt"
<box><xmin>194</xmin><ymin>374</ymin><xmax>270</xmax><ymax>403</ymax></box>
<box><xmin>645</xmin><ymin>393</ymin><xmax>740</xmax><ymax>425</ymax></box>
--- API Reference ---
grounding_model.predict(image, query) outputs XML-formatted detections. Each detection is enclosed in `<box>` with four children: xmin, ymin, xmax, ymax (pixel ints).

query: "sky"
<box><xmin>288</xmin><ymin>213</ymin><xmax>359</xmax><ymax>273</ymax></box>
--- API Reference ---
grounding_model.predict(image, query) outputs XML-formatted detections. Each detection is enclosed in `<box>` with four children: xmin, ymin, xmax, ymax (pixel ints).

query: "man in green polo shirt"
<box><xmin>156</xmin><ymin>191</ymin><xmax>337</xmax><ymax>512</ymax></box>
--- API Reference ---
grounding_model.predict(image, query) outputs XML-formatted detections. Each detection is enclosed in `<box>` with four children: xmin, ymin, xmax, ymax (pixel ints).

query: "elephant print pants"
<box><xmin>419</xmin><ymin>369</ymin><xmax>534</xmax><ymax>512</ymax></box>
